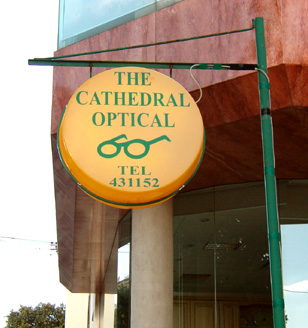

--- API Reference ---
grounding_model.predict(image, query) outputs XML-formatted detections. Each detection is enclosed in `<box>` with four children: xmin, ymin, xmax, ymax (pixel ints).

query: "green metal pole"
<box><xmin>254</xmin><ymin>17</ymin><xmax>286</xmax><ymax>328</ymax></box>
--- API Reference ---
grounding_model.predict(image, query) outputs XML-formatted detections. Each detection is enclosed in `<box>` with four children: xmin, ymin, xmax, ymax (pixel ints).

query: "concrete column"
<box><xmin>131</xmin><ymin>200</ymin><xmax>173</xmax><ymax>328</ymax></box>
<box><xmin>65</xmin><ymin>290</ymin><xmax>89</xmax><ymax>328</ymax></box>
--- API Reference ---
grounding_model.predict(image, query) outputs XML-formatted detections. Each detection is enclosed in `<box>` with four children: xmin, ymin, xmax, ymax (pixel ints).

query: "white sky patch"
<box><xmin>0</xmin><ymin>0</ymin><xmax>66</xmax><ymax>327</ymax></box>
<box><xmin>284</xmin><ymin>280</ymin><xmax>308</xmax><ymax>293</ymax></box>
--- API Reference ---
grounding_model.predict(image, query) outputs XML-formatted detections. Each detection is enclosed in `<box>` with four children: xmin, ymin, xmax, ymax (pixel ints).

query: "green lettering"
<box><xmin>130</xmin><ymin>166</ymin><xmax>139</xmax><ymax>175</ymax></box>
<box><xmin>137</xmin><ymin>113</ymin><xmax>149</xmax><ymax>127</ymax></box>
<box><xmin>118</xmin><ymin>112</ymin><xmax>129</xmax><ymax>126</ymax></box>
<box><xmin>164</xmin><ymin>113</ymin><xmax>175</xmax><ymax>127</ymax></box>
<box><xmin>151</xmin><ymin>114</ymin><xmax>163</xmax><ymax>127</ymax></box>
<box><xmin>128</xmin><ymin>92</ymin><xmax>139</xmax><ymax>106</ymax></box>
<box><xmin>153</xmin><ymin>178</ymin><xmax>159</xmax><ymax>187</ymax></box>
<box><xmin>140</xmin><ymin>93</ymin><xmax>151</xmax><ymax>106</ymax></box>
<box><xmin>127</xmin><ymin>72</ymin><xmax>139</xmax><ymax>85</ymax></box>
<box><xmin>92</xmin><ymin>112</ymin><xmax>105</xmax><ymax>126</ymax></box>
<box><xmin>166</xmin><ymin>94</ymin><xmax>178</xmax><ymax>107</ymax></box>
<box><xmin>141</xmin><ymin>72</ymin><xmax>151</xmax><ymax>86</ymax></box>
<box><xmin>76</xmin><ymin>91</ymin><xmax>88</xmax><ymax>105</ymax></box>
<box><xmin>114</xmin><ymin>92</ymin><xmax>126</xmax><ymax>105</ymax></box>
<box><xmin>154</xmin><ymin>93</ymin><xmax>165</xmax><ymax>106</ymax></box>
<box><xmin>114</xmin><ymin>72</ymin><xmax>126</xmax><ymax>85</ymax></box>
<box><xmin>144</xmin><ymin>178</ymin><xmax>151</xmax><ymax>187</ymax></box>
<box><xmin>180</xmin><ymin>93</ymin><xmax>191</xmax><ymax>107</ymax></box>
<box><xmin>101</xmin><ymin>91</ymin><xmax>113</xmax><ymax>105</ymax></box>
<box><xmin>141</xmin><ymin>166</ymin><xmax>151</xmax><ymax>175</ymax></box>
<box><xmin>107</xmin><ymin>112</ymin><xmax>117</xmax><ymax>126</ymax></box>
<box><xmin>89</xmin><ymin>92</ymin><xmax>101</xmax><ymax>105</ymax></box>
<box><xmin>118</xmin><ymin>166</ymin><xmax>128</xmax><ymax>175</ymax></box>
<box><xmin>131</xmin><ymin>113</ymin><xmax>136</xmax><ymax>127</ymax></box>
<box><xmin>109</xmin><ymin>178</ymin><xmax>117</xmax><ymax>187</ymax></box>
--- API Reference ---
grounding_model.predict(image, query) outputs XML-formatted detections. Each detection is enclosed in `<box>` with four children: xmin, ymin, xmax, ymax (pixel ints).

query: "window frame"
<box><xmin>58</xmin><ymin>0</ymin><xmax>183</xmax><ymax>49</ymax></box>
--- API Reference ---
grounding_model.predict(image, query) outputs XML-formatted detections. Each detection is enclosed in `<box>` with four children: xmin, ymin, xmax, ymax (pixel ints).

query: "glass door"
<box><xmin>173</xmin><ymin>182</ymin><xmax>274</xmax><ymax>328</ymax></box>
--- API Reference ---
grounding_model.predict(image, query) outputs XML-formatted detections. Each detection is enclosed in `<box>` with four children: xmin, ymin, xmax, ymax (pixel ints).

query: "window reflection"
<box><xmin>115</xmin><ymin>213</ymin><xmax>131</xmax><ymax>328</ymax></box>
<box><xmin>116</xmin><ymin>243</ymin><xmax>130</xmax><ymax>328</ymax></box>
<box><xmin>101</xmin><ymin>212</ymin><xmax>131</xmax><ymax>328</ymax></box>
<box><xmin>58</xmin><ymin>0</ymin><xmax>183</xmax><ymax>48</ymax></box>
<box><xmin>278</xmin><ymin>180</ymin><xmax>308</xmax><ymax>328</ymax></box>
<box><xmin>280</xmin><ymin>180</ymin><xmax>308</xmax><ymax>328</ymax></box>
<box><xmin>282</xmin><ymin>225</ymin><xmax>308</xmax><ymax>328</ymax></box>
<box><xmin>173</xmin><ymin>183</ymin><xmax>273</xmax><ymax>328</ymax></box>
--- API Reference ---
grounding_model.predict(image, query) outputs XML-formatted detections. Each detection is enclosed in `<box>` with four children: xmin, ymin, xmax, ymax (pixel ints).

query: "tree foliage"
<box><xmin>116</xmin><ymin>283</ymin><xmax>130</xmax><ymax>328</ymax></box>
<box><xmin>6</xmin><ymin>303</ymin><xmax>65</xmax><ymax>328</ymax></box>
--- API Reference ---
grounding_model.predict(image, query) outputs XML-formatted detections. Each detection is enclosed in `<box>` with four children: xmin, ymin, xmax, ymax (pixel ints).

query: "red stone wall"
<box><xmin>51</xmin><ymin>0</ymin><xmax>308</xmax><ymax>134</ymax></box>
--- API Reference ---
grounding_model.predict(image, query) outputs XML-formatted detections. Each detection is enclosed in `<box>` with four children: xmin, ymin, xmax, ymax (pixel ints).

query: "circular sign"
<box><xmin>58</xmin><ymin>67</ymin><xmax>205</xmax><ymax>208</ymax></box>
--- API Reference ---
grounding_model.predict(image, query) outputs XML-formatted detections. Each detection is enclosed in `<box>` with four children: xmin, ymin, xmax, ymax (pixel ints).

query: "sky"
<box><xmin>0</xmin><ymin>0</ymin><xmax>66</xmax><ymax>327</ymax></box>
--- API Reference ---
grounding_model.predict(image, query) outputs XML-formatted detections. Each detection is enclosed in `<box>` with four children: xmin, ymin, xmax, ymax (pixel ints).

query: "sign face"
<box><xmin>58</xmin><ymin>67</ymin><xmax>205</xmax><ymax>208</ymax></box>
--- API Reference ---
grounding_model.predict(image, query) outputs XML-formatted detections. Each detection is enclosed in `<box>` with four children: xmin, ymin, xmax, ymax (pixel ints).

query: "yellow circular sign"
<box><xmin>58</xmin><ymin>67</ymin><xmax>205</xmax><ymax>208</ymax></box>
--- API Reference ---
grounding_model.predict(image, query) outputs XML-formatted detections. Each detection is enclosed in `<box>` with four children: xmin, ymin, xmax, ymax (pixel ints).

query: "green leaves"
<box><xmin>6</xmin><ymin>303</ymin><xmax>65</xmax><ymax>328</ymax></box>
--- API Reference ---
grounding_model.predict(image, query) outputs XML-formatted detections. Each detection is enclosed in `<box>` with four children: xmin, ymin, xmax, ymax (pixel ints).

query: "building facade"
<box><xmin>50</xmin><ymin>0</ymin><xmax>308</xmax><ymax>327</ymax></box>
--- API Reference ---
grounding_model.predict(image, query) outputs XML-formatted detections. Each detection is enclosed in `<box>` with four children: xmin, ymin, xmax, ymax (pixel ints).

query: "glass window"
<box><xmin>58</xmin><ymin>0</ymin><xmax>183</xmax><ymax>49</ymax></box>
<box><xmin>116</xmin><ymin>215</ymin><xmax>131</xmax><ymax>328</ymax></box>
<box><xmin>173</xmin><ymin>182</ymin><xmax>273</xmax><ymax>328</ymax></box>
<box><xmin>173</xmin><ymin>180</ymin><xmax>308</xmax><ymax>328</ymax></box>
<box><xmin>101</xmin><ymin>212</ymin><xmax>131</xmax><ymax>328</ymax></box>
<box><xmin>280</xmin><ymin>180</ymin><xmax>308</xmax><ymax>328</ymax></box>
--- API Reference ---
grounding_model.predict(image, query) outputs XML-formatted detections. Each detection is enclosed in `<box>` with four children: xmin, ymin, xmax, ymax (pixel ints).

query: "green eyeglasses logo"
<box><xmin>97</xmin><ymin>134</ymin><xmax>171</xmax><ymax>159</ymax></box>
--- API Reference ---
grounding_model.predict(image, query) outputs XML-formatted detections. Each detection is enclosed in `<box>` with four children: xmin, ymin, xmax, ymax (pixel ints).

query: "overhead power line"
<box><xmin>0</xmin><ymin>236</ymin><xmax>54</xmax><ymax>244</ymax></box>
<box><xmin>0</xmin><ymin>236</ymin><xmax>58</xmax><ymax>252</ymax></box>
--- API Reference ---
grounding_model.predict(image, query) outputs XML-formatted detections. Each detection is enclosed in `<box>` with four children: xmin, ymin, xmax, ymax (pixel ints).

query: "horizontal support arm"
<box><xmin>28</xmin><ymin>59</ymin><xmax>257</xmax><ymax>71</ymax></box>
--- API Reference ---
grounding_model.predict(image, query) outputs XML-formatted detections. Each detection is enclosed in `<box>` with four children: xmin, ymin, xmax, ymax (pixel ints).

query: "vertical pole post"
<box><xmin>254</xmin><ymin>17</ymin><xmax>286</xmax><ymax>328</ymax></box>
